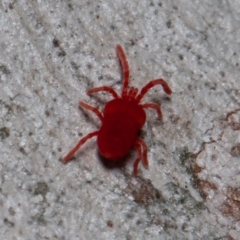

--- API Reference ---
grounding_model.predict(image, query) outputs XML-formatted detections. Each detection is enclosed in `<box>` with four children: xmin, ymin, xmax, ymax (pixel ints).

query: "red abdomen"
<box><xmin>97</xmin><ymin>99</ymin><xmax>146</xmax><ymax>160</ymax></box>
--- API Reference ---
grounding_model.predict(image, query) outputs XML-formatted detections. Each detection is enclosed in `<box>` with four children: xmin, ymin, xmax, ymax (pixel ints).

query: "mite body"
<box><xmin>62</xmin><ymin>45</ymin><xmax>172</xmax><ymax>176</ymax></box>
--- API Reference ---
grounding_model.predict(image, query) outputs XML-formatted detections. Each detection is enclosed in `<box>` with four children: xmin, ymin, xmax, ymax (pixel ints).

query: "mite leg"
<box><xmin>141</xmin><ymin>102</ymin><xmax>163</xmax><ymax>119</ymax></box>
<box><xmin>79</xmin><ymin>101</ymin><xmax>104</xmax><ymax>122</ymax></box>
<box><xmin>62</xmin><ymin>131</ymin><xmax>99</xmax><ymax>163</ymax></box>
<box><xmin>136</xmin><ymin>79</ymin><xmax>172</xmax><ymax>103</ymax></box>
<box><xmin>116</xmin><ymin>45</ymin><xmax>130</xmax><ymax>97</ymax></box>
<box><xmin>136</xmin><ymin>137</ymin><xmax>149</xmax><ymax>168</ymax></box>
<box><xmin>133</xmin><ymin>137</ymin><xmax>149</xmax><ymax>176</ymax></box>
<box><xmin>133</xmin><ymin>141</ymin><xmax>143</xmax><ymax>176</ymax></box>
<box><xmin>127</xmin><ymin>87</ymin><xmax>138</xmax><ymax>100</ymax></box>
<box><xmin>87</xmin><ymin>86</ymin><xmax>119</xmax><ymax>99</ymax></box>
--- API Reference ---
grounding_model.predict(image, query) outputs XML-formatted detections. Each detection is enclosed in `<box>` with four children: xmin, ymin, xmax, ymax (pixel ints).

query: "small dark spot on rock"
<box><xmin>182</xmin><ymin>222</ymin><xmax>189</xmax><ymax>232</ymax></box>
<box><xmin>45</xmin><ymin>110</ymin><xmax>50</xmax><ymax>117</ymax></box>
<box><xmin>230</xmin><ymin>143</ymin><xmax>240</xmax><ymax>157</ymax></box>
<box><xmin>9</xmin><ymin>3</ymin><xmax>14</xmax><ymax>9</ymax></box>
<box><xmin>68</xmin><ymin>3</ymin><xmax>73</xmax><ymax>10</ymax></box>
<box><xmin>197</xmin><ymin>180</ymin><xmax>217</xmax><ymax>199</ymax></box>
<box><xmin>179</xmin><ymin>147</ymin><xmax>193</xmax><ymax>173</ymax></box>
<box><xmin>173</xmin><ymin>5</ymin><xmax>178</xmax><ymax>10</ymax></box>
<box><xmin>192</xmin><ymin>162</ymin><xmax>202</xmax><ymax>174</ymax></box>
<box><xmin>4</xmin><ymin>218</ymin><xmax>15</xmax><ymax>227</ymax></box>
<box><xmin>33</xmin><ymin>182</ymin><xmax>49</xmax><ymax>198</ymax></box>
<box><xmin>23</xmin><ymin>168</ymin><xmax>32</xmax><ymax>176</ymax></box>
<box><xmin>107</xmin><ymin>220</ymin><xmax>113</xmax><ymax>227</ymax></box>
<box><xmin>53</xmin><ymin>38</ymin><xmax>60</xmax><ymax>47</ymax></box>
<box><xmin>71</xmin><ymin>61</ymin><xmax>79</xmax><ymax>70</ymax></box>
<box><xmin>163</xmin><ymin>208</ymin><xmax>169</xmax><ymax>215</ymax></box>
<box><xmin>129</xmin><ymin>39</ymin><xmax>136</xmax><ymax>46</ymax></box>
<box><xmin>163</xmin><ymin>220</ymin><xmax>177</xmax><ymax>231</ymax></box>
<box><xmin>167</xmin><ymin>46</ymin><xmax>171</xmax><ymax>52</ymax></box>
<box><xmin>31</xmin><ymin>214</ymin><xmax>47</xmax><ymax>226</ymax></box>
<box><xmin>0</xmin><ymin>127</ymin><xmax>10</xmax><ymax>139</ymax></box>
<box><xmin>179</xmin><ymin>54</ymin><xmax>183</xmax><ymax>60</ymax></box>
<box><xmin>0</xmin><ymin>65</ymin><xmax>11</xmax><ymax>75</ymax></box>
<box><xmin>219</xmin><ymin>71</ymin><xmax>225</xmax><ymax>77</ymax></box>
<box><xmin>87</xmin><ymin>63</ymin><xmax>93</xmax><ymax>70</ymax></box>
<box><xmin>110</xmin><ymin>25</ymin><xmax>115</xmax><ymax>30</ymax></box>
<box><xmin>58</xmin><ymin>50</ymin><xmax>66</xmax><ymax>57</ymax></box>
<box><xmin>19</xmin><ymin>147</ymin><xmax>27</xmax><ymax>155</ymax></box>
<box><xmin>8</xmin><ymin>207</ymin><xmax>15</xmax><ymax>216</ymax></box>
<box><xmin>166</xmin><ymin>20</ymin><xmax>173</xmax><ymax>28</ymax></box>
<box><xmin>126</xmin><ymin>178</ymin><xmax>161</xmax><ymax>206</ymax></box>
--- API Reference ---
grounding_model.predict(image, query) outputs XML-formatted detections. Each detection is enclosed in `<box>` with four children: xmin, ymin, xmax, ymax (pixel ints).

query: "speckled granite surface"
<box><xmin>0</xmin><ymin>1</ymin><xmax>240</xmax><ymax>239</ymax></box>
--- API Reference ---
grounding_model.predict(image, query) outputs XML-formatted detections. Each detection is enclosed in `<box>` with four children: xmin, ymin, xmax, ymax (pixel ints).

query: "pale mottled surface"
<box><xmin>0</xmin><ymin>1</ymin><xmax>240</xmax><ymax>239</ymax></box>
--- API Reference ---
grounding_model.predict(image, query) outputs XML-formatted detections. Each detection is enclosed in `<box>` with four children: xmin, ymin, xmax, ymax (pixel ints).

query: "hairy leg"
<box><xmin>133</xmin><ymin>137</ymin><xmax>149</xmax><ymax>176</ymax></box>
<box><xmin>116</xmin><ymin>45</ymin><xmax>130</xmax><ymax>97</ymax></box>
<box><xmin>87</xmin><ymin>86</ymin><xmax>119</xmax><ymax>99</ymax></box>
<box><xmin>141</xmin><ymin>102</ymin><xmax>163</xmax><ymax>119</ymax></box>
<box><xmin>136</xmin><ymin>79</ymin><xmax>172</xmax><ymax>102</ymax></box>
<box><xmin>62</xmin><ymin>131</ymin><xmax>99</xmax><ymax>162</ymax></box>
<box><xmin>79</xmin><ymin>101</ymin><xmax>104</xmax><ymax>122</ymax></box>
<box><xmin>136</xmin><ymin>137</ymin><xmax>148</xmax><ymax>168</ymax></box>
<box><xmin>133</xmin><ymin>140</ymin><xmax>143</xmax><ymax>176</ymax></box>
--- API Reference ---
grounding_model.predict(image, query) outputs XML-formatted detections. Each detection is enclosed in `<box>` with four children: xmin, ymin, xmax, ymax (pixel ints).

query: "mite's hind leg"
<box><xmin>133</xmin><ymin>140</ymin><xmax>143</xmax><ymax>176</ymax></box>
<box><xmin>62</xmin><ymin>131</ymin><xmax>99</xmax><ymax>163</ymax></box>
<box><xmin>141</xmin><ymin>102</ymin><xmax>163</xmax><ymax>119</ymax></box>
<box><xmin>136</xmin><ymin>137</ymin><xmax>149</xmax><ymax>168</ymax></box>
<box><xmin>79</xmin><ymin>101</ymin><xmax>103</xmax><ymax>122</ymax></box>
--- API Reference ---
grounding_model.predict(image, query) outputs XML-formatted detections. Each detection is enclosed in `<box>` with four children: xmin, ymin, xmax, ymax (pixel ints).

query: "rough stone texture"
<box><xmin>0</xmin><ymin>0</ymin><xmax>240</xmax><ymax>239</ymax></box>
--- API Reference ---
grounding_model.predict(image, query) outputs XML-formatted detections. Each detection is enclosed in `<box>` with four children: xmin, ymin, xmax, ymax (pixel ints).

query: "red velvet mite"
<box><xmin>62</xmin><ymin>45</ymin><xmax>172</xmax><ymax>176</ymax></box>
